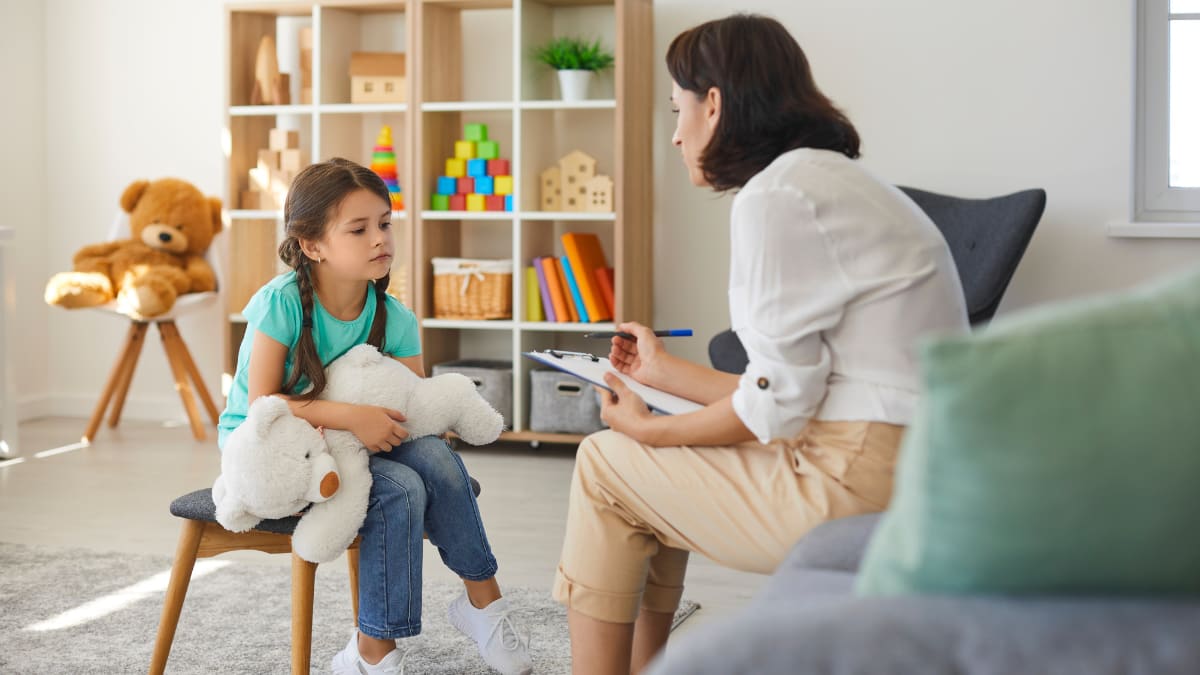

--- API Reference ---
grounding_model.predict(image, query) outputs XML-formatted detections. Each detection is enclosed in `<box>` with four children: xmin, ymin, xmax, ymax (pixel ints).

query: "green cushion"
<box><xmin>856</xmin><ymin>266</ymin><xmax>1200</xmax><ymax>596</ymax></box>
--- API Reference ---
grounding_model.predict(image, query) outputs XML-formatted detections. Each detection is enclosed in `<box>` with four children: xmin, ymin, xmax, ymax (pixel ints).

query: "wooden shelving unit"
<box><xmin>224</xmin><ymin>0</ymin><xmax>653</xmax><ymax>445</ymax></box>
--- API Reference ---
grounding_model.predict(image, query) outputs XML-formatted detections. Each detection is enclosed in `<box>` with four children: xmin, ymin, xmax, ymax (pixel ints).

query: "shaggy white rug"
<box><xmin>0</xmin><ymin>542</ymin><xmax>698</xmax><ymax>674</ymax></box>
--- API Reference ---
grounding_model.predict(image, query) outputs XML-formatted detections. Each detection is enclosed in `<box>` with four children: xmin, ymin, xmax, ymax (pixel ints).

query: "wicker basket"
<box><xmin>432</xmin><ymin>257</ymin><xmax>513</xmax><ymax>320</ymax></box>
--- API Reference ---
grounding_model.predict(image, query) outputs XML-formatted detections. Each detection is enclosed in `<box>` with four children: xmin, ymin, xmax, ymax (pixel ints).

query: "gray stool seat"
<box><xmin>170</xmin><ymin>476</ymin><xmax>483</xmax><ymax>536</ymax></box>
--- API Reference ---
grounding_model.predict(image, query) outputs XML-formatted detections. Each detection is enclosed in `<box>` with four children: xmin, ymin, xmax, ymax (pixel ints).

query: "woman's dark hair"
<box><xmin>666</xmin><ymin>14</ymin><xmax>860</xmax><ymax>191</ymax></box>
<box><xmin>277</xmin><ymin>157</ymin><xmax>392</xmax><ymax>400</ymax></box>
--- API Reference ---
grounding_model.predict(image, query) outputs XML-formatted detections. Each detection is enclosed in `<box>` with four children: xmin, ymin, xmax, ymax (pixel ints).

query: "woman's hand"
<box><xmin>597</xmin><ymin>373</ymin><xmax>659</xmax><ymax>444</ymax></box>
<box><xmin>608</xmin><ymin>322</ymin><xmax>670</xmax><ymax>388</ymax></box>
<box><xmin>346</xmin><ymin>404</ymin><xmax>409</xmax><ymax>453</ymax></box>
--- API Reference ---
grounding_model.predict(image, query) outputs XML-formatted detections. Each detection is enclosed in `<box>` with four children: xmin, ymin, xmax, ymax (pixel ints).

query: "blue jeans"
<box><xmin>356</xmin><ymin>435</ymin><xmax>498</xmax><ymax>639</ymax></box>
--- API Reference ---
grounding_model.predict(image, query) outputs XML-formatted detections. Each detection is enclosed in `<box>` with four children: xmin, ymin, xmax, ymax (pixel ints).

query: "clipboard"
<box><xmin>522</xmin><ymin>350</ymin><xmax>704</xmax><ymax>415</ymax></box>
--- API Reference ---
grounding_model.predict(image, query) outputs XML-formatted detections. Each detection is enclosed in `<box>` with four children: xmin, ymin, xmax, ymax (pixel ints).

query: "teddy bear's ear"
<box><xmin>249</xmin><ymin>395</ymin><xmax>291</xmax><ymax>438</ymax></box>
<box><xmin>119</xmin><ymin>180</ymin><xmax>151</xmax><ymax>214</ymax></box>
<box><xmin>208</xmin><ymin>196</ymin><xmax>224</xmax><ymax>234</ymax></box>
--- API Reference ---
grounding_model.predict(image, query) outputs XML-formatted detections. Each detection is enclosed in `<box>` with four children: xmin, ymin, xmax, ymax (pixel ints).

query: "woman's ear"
<box><xmin>705</xmin><ymin>86</ymin><xmax>722</xmax><ymax>130</ymax></box>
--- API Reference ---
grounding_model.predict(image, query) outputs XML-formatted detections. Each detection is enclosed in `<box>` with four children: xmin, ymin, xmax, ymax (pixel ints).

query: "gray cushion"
<box><xmin>782</xmin><ymin>513</ymin><xmax>882</xmax><ymax>573</ymax></box>
<box><xmin>649</xmin><ymin>592</ymin><xmax>1200</xmax><ymax>675</ymax></box>
<box><xmin>170</xmin><ymin>476</ymin><xmax>482</xmax><ymax>536</ymax></box>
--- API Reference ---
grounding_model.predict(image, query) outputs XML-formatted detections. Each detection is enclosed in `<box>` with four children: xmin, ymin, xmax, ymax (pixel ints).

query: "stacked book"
<box><xmin>526</xmin><ymin>232</ymin><xmax>615</xmax><ymax>323</ymax></box>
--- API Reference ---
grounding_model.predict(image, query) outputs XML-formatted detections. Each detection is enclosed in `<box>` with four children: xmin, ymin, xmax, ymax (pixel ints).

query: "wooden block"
<box><xmin>436</xmin><ymin>176</ymin><xmax>457</xmax><ymax>195</ymax></box>
<box><xmin>448</xmin><ymin>194</ymin><xmax>466</xmax><ymax>211</ymax></box>
<box><xmin>466</xmin><ymin>194</ymin><xmax>485</xmax><ymax>211</ymax></box>
<box><xmin>430</xmin><ymin>194</ymin><xmax>450</xmax><ymax>211</ymax></box>
<box><xmin>505</xmin><ymin>195</ymin><xmax>513</xmax><ymax>212</ymax></box>
<box><xmin>487</xmin><ymin>159</ymin><xmax>509</xmax><ymax>176</ymax></box>
<box><xmin>269</xmin><ymin>129</ymin><xmax>300</xmax><ymax>151</ymax></box>
<box><xmin>485</xmin><ymin>195</ymin><xmax>505</xmax><ymax>211</ymax></box>
<box><xmin>476</xmin><ymin>140</ymin><xmax>499</xmax><ymax>160</ymax></box>
<box><xmin>494</xmin><ymin>175</ymin><xmax>513</xmax><ymax>196</ymax></box>
<box><xmin>455</xmin><ymin>140</ymin><xmax>476</xmax><ymax>160</ymax></box>
<box><xmin>456</xmin><ymin>177</ymin><xmax>474</xmax><ymax>195</ymax></box>
<box><xmin>475</xmin><ymin>176</ymin><xmax>494</xmax><ymax>195</ymax></box>
<box><xmin>445</xmin><ymin>158</ymin><xmax>466</xmax><ymax>178</ymax></box>
<box><xmin>240</xmin><ymin>190</ymin><xmax>266</xmax><ymax>210</ymax></box>
<box><xmin>351</xmin><ymin>75</ymin><xmax>406</xmax><ymax>103</ymax></box>
<box><xmin>464</xmin><ymin>123</ymin><xmax>488</xmax><ymax>142</ymax></box>
<box><xmin>257</xmin><ymin>149</ymin><xmax>281</xmax><ymax>173</ymax></box>
<box><xmin>279</xmin><ymin>148</ymin><xmax>303</xmax><ymax>173</ymax></box>
<box><xmin>584</xmin><ymin>175</ymin><xmax>614</xmax><ymax>212</ymax></box>
<box><xmin>467</xmin><ymin>159</ymin><xmax>487</xmax><ymax>178</ymax></box>
<box><xmin>540</xmin><ymin>166</ymin><xmax>561</xmax><ymax>211</ymax></box>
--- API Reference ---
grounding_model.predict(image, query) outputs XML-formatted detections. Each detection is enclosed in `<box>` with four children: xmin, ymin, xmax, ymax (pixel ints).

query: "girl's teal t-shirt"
<box><xmin>217</xmin><ymin>271</ymin><xmax>421</xmax><ymax>448</ymax></box>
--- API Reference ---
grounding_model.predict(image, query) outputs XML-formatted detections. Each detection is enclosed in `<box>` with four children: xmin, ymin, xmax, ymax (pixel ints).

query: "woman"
<box><xmin>552</xmin><ymin>14</ymin><xmax>968</xmax><ymax>675</ymax></box>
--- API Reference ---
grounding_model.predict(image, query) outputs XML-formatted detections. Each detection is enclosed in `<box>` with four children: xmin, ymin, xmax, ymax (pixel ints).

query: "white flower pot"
<box><xmin>556</xmin><ymin>69</ymin><xmax>593</xmax><ymax>101</ymax></box>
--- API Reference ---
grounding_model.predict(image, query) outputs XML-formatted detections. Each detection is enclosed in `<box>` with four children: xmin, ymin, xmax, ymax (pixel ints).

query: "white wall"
<box><xmin>8</xmin><ymin>0</ymin><xmax>1200</xmax><ymax>417</ymax></box>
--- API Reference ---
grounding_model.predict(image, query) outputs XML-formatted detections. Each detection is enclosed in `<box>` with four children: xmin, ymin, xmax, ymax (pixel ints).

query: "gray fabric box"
<box><xmin>529</xmin><ymin>370</ymin><xmax>606</xmax><ymax>434</ymax></box>
<box><xmin>431</xmin><ymin>359</ymin><xmax>512</xmax><ymax>429</ymax></box>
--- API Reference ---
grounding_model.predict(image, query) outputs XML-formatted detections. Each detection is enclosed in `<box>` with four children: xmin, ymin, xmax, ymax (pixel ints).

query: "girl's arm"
<box><xmin>393</xmin><ymin>353</ymin><xmax>424</xmax><ymax>377</ymax></box>
<box><xmin>598</xmin><ymin>373</ymin><xmax>755</xmax><ymax>447</ymax></box>
<box><xmin>247</xmin><ymin>330</ymin><xmax>407</xmax><ymax>451</ymax></box>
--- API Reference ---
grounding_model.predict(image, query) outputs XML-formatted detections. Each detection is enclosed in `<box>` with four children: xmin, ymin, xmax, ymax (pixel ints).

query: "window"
<box><xmin>1137</xmin><ymin>0</ymin><xmax>1200</xmax><ymax>221</ymax></box>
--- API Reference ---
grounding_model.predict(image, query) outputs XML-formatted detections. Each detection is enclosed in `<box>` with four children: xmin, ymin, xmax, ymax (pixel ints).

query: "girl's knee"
<box><xmin>369</xmin><ymin>456</ymin><xmax>427</xmax><ymax>505</ymax></box>
<box><xmin>406</xmin><ymin>436</ymin><xmax>469</xmax><ymax>487</ymax></box>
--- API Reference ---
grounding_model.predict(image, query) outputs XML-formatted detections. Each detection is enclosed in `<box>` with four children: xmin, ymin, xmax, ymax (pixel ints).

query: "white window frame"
<box><xmin>1135</xmin><ymin>0</ymin><xmax>1200</xmax><ymax>222</ymax></box>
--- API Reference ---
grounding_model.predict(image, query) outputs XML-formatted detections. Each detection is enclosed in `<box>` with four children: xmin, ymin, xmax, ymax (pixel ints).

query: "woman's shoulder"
<box><xmin>744</xmin><ymin>148</ymin><xmax>858</xmax><ymax>194</ymax></box>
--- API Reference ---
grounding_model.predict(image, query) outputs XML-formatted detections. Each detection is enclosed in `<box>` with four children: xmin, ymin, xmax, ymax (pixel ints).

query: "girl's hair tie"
<box><xmin>302</xmin><ymin>317</ymin><xmax>314</xmax><ymax>328</ymax></box>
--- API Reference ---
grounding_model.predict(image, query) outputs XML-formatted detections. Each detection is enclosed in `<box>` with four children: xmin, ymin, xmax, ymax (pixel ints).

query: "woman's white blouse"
<box><xmin>729</xmin><ymin>148</ymin><xmax>969</xmax><ymax>444</ymax></box>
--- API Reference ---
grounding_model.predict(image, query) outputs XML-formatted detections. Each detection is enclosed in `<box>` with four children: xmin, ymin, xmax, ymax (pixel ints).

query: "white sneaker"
<box><xmin>448</xmin><ymin>592</ymin><xmax>533</xmax><ymax>675</ymax></box>
<box><xmin>331</xmin><ymin>632</ymin><xmax>409</xmax><ymax>675</ymax></box>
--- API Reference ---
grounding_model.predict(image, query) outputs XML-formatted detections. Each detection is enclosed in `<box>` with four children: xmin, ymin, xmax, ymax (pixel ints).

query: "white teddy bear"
<box><xmin>213</xmin><ymin>344</ymin><xmax>505</xmax><ymax>563</ymax></box>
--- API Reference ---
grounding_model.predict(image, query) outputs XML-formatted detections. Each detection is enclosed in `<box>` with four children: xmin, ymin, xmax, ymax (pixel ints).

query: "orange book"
<box><xmin>593</xmin><ymin>266</ymin><xmax>615</xmax><ymax>318</ymax></box>
<box><xmin>552</xmin><ymin>257</ymin><xmax>580</xmax><ymax>322</ymax></box>
<box><xmin>561</xmin><ymin>232</ymin><xmax>612</xmax><ymax>321</ymax></box>
<box><xmin>539</xmin><ymin>256</ymin><xmax>570</xmax><ymax>323</ymax></box>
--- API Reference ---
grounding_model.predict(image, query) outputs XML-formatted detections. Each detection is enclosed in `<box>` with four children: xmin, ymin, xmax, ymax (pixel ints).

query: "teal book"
<box><xmin>560</xmin><ymin>255</ymin><xmax>591</xmax><ymax>323</ymax></box>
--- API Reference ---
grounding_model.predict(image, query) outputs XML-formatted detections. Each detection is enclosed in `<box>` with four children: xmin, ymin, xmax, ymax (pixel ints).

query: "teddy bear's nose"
<box><xmin>319</xmin><ymin>471</ymin><xmax>339</xmax><ymax>498</ymax></box>
<box><xmin>158</xmin><ymin>232</ymin><xmax>172</xmax><ymax>243</ymax></box>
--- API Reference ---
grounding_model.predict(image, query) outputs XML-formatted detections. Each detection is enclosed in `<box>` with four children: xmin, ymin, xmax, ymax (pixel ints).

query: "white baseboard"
<box><xmin>17</xmin><ymin>393</ymin><xmax>204</xmax><ymax>424</ymax></box>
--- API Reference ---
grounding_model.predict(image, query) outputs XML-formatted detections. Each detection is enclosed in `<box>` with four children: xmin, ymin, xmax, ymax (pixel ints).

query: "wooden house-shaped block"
<box><xmin>540</xmin><ymin>166</ymin><xmax>562</xmax><ymax>211</ymax></box>
<box><xmin>349</xmin><ymin>52</ymin><xmax>406</xmax><ymax>103</ymax></box>
<box><xmin>584</xmin><ymin>175</ymin><xmax>614</xmax><ymax>212</ymax></box>
<box><xmin>558</xmin><ymin>150</ymin><xmax>597</xmax><ymax>212</ymax></box>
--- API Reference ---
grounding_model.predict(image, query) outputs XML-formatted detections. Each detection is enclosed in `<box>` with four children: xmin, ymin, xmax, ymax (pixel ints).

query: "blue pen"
<box><xmin>584</xmin><ymin>329</ymin><xmax>693</xmax><ymax>339</ymax></box>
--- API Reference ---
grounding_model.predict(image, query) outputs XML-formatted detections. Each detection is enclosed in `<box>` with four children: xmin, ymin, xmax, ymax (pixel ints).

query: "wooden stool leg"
<box><xmin>347</xmin><ymin>546</ymin><xmax>360</xmax><ymax>628</ymax></box>
<box><xmin>108</xmin><ymin>323</ymin><xmax>149</xmax><ymax>428</ymax></box>
<box><xmin>161</xmin><ymin>322</ymin><xmax>220</xmax><ymax>426</ymax></box>
<box><xmin>149</xmin><ymin>519</ymin><xmax>205</xmax><ymax>675</ymax></box>
<box><xmin>84</xmin><ymin>321</ymin><xmax>146</xmax><ymax>443</ymax></box>
<box><xmin>158</xmin><ymin>321</ymin><xmax>206</xmax><ymax>441</ymax></box>
<box><xmin>291</xmin><ymin>552</ymin><xmax>318</xmax><ymax>675</ymax></box>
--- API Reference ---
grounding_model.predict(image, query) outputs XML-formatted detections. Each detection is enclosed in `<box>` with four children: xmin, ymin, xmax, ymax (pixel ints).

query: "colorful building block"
<box><xmin>457</xmin><ymin>177</ymin><xmax>475</xmax><ymax>194</ymax></box>
<box><xmin>487</xmin><ymin>159</ymin><xmax>510</xmax><ymax>176</ymax></box>
<box><xmin>485</xmin><ymin>195</ymin><xmax>506</xmax><ymax>211</ymax></box>
<box><xmin>431</xmin><ymin>194</ymin><xmax>450</xmax><ymax>210</ymax></box>
<box><xmin>475</xmin><ymin>176</ymin><xmax>494</xmax><ymax>195</ymax></box>
<box><xmin>505</xmin><ymin>195</ymin><xmax>513</xmax><ymax>211</ymax></box>
<box><xmin>449</xmin><ymin>194</ymin><xmax>466</xmax><ymax>210</ymax></box>
<box><xmin>476</xmin><ymin>140</ymin><xmax>499</xmax><ymax>160</ymax></box>
<box><xmin>494</xmin><ymin>175</ymin><xmax>513</xmax><ymax>195</ymax></box>
<box><xmin>466</xmin><ymin>194</ymin><xmax>486</xmax><ymax>211</ymax></box>
<box><xmin>445</xmin><ymin>158</ymin><xmax>466</xmax><ymax>178</ymax></box>
<box><xmin>464</xmin><ymin>123</ymin><xmax>488</xmax><ymax>142</ymax></box>
<box><xmin>467</xmin><ymin>158</ymin><xmax>487</xmax><ymax>178</ymax></box>
<box><xmin>436</xmin><ymin>176</ymin><xmax>457</xmax><ymax>195</ymax></box>
<box><xmin>455</xmin><ymin>140</ymin><xmax>476</xmax><ymax>160</ymax></box>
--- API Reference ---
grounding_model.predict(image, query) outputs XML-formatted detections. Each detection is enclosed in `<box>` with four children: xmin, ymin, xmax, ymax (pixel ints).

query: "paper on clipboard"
<box><xmin>523</xmin><ymin>350</ymin><xmax>704</xmax><ymax>415</ymax></box>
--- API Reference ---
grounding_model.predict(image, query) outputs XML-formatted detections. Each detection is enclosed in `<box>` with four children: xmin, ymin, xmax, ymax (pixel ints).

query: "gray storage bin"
<box><xmin>431</xmin><ymin>359</ymin><xmax>513</xmax><ymax>429</ymax></box>
<box><xmin>529</xmin><ymin>369</ymin><xmax>607</xmax><ymax>434</ymax></box>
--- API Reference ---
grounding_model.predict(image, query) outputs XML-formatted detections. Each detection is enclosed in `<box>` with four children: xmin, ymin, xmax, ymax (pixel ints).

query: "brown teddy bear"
<box><xmin>44</xmin><ymin>178</ymin><xmax>223</xmax><ymax>318</ymax></box>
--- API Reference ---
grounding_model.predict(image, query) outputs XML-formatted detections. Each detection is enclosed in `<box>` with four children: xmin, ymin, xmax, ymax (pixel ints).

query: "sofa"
<box><xmin>649</xmin><ymin>235</ymin><xmax>1200</xmax><ymax>673</ymax></box>
<box><xmin>647</xmin><ymin>512</ymin><xmax>1200</xmax><ymax>674</ymax></box>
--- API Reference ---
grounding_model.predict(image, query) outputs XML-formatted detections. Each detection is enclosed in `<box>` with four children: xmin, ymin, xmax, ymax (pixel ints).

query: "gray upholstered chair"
<box><xmin>708</xmin><ymin>186</ymin><xmax>1046</xmax><ymax>374</ymax></box>
<box><xmin>150</xmin><ymin>477</ymin><xmax>481</xmax><ymax>675</ymax></box>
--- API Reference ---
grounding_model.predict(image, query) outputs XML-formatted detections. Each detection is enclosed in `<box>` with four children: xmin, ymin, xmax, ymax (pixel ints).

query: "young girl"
<box><xmin>217</xmin><ymin>158</ymin><xmax>533</xmax><ymax>675</ymax></box>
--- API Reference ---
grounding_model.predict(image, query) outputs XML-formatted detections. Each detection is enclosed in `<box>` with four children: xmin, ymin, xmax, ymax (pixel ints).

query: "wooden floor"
<box><xmin>0</xmin><ymin>417</ymin><xmax>764</xmax><ymax>642</ymax></box>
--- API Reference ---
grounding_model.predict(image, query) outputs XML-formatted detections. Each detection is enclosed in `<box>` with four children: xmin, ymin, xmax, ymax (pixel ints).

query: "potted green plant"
<box><xmin>533</xmin><ymin>36</ymin><xmax>614</xmax><ymax>101</ymax></box>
